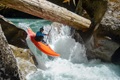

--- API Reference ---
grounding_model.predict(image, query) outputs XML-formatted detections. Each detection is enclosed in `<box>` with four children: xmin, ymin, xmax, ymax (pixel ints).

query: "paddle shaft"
<box><xmin>46</xmin><ymin>26</ymin><xmax>52</xmax><ymax>43</ymax></box>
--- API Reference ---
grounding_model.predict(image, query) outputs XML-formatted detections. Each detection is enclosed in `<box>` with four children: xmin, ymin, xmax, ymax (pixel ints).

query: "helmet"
<box><xmin>40</xmin><ymin>27</ymin><xmax>44</xmax><ymax>32</ymax></box>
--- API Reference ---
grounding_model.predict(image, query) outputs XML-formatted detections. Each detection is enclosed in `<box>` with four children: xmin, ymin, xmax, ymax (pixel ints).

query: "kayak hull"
<box><xmin>27</xmin><ymin>28</ymin><xmax>60</xmax><ymax>57</ymax></box>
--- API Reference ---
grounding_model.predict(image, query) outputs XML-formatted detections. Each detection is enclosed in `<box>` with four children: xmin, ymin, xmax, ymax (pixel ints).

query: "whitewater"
<box><xmin>9</xmin><ymin>19</ymin><xmax>120</xmax><ymax>80</ymax></box>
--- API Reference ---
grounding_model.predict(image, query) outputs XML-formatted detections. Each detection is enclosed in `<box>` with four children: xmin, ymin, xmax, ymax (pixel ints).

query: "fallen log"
<box><xmin>0</xmin><ymin>0</ymin><xmax>91</xmax><ymax>30</ymax></box>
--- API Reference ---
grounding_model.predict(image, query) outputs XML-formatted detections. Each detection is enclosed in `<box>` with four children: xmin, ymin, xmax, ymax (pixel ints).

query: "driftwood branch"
<box><xmin>0</xmin><ymin>0</ymin><xmax>91</xmax><ymax>30</ymax></box>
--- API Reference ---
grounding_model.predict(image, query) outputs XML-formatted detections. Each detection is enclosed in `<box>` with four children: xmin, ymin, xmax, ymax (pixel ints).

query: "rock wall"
<box><xmin>71</xmin><ymin>0</ymin><xmax>120</xmax><ymax>64</ymax></box>
<box><xmin>0</xmin><ymin>15</ymin><xmax>28</xmax><ymax>48</ymax></box>
<box><xmin>92</xmin><ymin>0</ymin><xmax>120</xmax><ymax>63</ymax></box>
<box><xmin>78</xmin><ymin>0</ymin><xmax>108</xmax><ymax>42</ymax></box>
<box><xmin>0</xmin><ymin>15</ymin><xmax>37</xmax><ymax>79</ymax></box>
<box><xmin>83</xmin><ymin>0</ymin><xmax>120</xmax><ymax>63</ymax></box>
<box><xmin>10</xmin><ymin>44</ymin><xmax>37</xmax><ymax>78</ymax></box>
<box><xmin>0</xmin><ymin>25</ymin><xmax>22</xmax><ymax>80</ymax></box>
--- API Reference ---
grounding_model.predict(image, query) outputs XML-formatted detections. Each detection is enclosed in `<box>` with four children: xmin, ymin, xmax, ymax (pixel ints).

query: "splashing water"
<box><xmin>26</xmin><ymin>58</ymin><xmax>120</xmax><ymax>80</ymax></box>
<box><xmin>9</xmin><ymin>19</ymin><xmax>120</xmax><ymax>80</ymax></box>
<box><xmin>45</xmin><ymin>25</ymin><xmax>88</xmax><ymax>63</ymax></box>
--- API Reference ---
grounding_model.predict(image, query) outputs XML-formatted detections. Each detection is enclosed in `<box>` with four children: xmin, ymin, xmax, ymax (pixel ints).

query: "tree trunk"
<box><xmin>0</xmin><ymin>25</ymin><xmax>23</xmax><ymax>80</ymax></box>
<box><xmin>0</xmin><ymin>0</ymin><xmax>91</xmax><ymax>30</ymax></box>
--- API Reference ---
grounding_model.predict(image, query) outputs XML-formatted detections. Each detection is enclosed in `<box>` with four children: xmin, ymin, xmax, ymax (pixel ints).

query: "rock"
<box><xmin>101</xmin><ymin>0</ymin><xmax>120</xmax><ymax>30</ymax></box>
<box><xmin>86</xmin><ymin>0</ymin><xmax>120</xmax><ymax>63</ymax></box>
<box><xmin>0</xmin><ymin>15</ymin><xmax>28</xmax><ymax>48</ymax></box>
<box><xmin>0</xmin><ymin>15</ymin><xmax>37</xmax><ymax>79</ymax></box>
<box><xmin>9</xmin><ymin>44</ymin><xmax>36</xmax><ymax>64</ymax></box>
<box><xmin>88</xmin><ymin>36</ymin><xmax>119</xmax><ymax>62</ymax></box>
<box><xmin>75</xmin><ymin>0</ymin><xmax>108</xmax><ymax>43</ymax></box>
<box><xmin>0</xmin><ymin>25</ymin><xmax>22</xmax><ymax>80</ymax></box>
<box><xmin>9</xmin><ymin>45</ymin><xmax>37</xmax><ymax>78</ymax></box>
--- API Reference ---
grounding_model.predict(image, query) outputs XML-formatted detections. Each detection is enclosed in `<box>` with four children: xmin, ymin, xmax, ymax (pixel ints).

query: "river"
<box><xmin>9</xmin><ymin>18</ymin><xmax>120</xmax><ymax>80</ymax></box>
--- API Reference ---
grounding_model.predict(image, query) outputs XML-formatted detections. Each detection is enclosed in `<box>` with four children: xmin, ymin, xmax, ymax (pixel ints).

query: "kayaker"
<box><xmin>35</xmin><ymin>27</ymin><xmax>48</xmax><ymax>44</ymax></box>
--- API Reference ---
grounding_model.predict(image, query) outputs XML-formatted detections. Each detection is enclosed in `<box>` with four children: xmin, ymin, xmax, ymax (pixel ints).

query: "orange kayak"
<box><xmin>27</xmin><ymin>28</ymin><xmax>60</xmax><ymax>57</ymax></box>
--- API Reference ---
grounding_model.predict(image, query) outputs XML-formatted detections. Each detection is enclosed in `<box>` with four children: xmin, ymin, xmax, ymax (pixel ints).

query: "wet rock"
<box><xmin>10</xmin><ymin>45</ymin><xmax>37</xmax><ymax>77</ymax></box>
<box><xmin>0</xmin><ymin>15</ymin><xmax>37</xmax><ymax>79</ymax></box>
<box><xmin>86</xmin><ymin>36</ymin><xmax>119</xmax><ymax>62</ymax></box>
<box><xmin>100</xmin><ymin>0</ymin><xmax>120</xmax><ymax>43</ymax></box>
<box><xmin>86</xmin><ymin>0</ymin><xmax>120</xmax><ymax>63</ymax></box>
<box><xmin>0</xmin><ymin>25</ymin><xmax>22</xmax><ymax>80</ymax></box>
<box><xmin>0</xmin><ymin>15</ymin><xmax>28</xmax><ymax>48</ymax></box>
<box><xmin>10</xmin><ymin>44</ymin><xmax>36</xmax><ymax>64</ymax></box>
<box><xmin>77</xmin><ymin>0</ymin><xmax>108</xmax><ymax>43</ymax></box>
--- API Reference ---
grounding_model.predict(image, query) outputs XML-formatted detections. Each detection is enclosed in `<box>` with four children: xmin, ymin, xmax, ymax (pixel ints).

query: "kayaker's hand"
<box><xmin>46</xmin><ymin>34</ymin><xmax>49</xmax><ymax>36</ymax></box>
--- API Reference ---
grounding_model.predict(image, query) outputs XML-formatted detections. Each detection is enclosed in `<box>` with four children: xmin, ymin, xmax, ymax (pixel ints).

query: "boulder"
<box><xmin>10</xmin><ymin>44</ymin><xmax>37</xmax><ymax>78</ymax></box>
<box><xmin>0</xmin><ymin>15</ymin><xmax>28</xmax><ymax>48</ymax></box>
<box><xmin>0</xmin><ymin>15</ymin><xmax>37</xmax><ymax>79</ymax></box>
<box><xmin>0</xmin><ymin>25</ymin><xmax>22</xmax><ymax>80</ymax></box>
<box><xmin>86</xmin><ymin>0</ymin><xmax>120</xmax><ymax>63</ymax></box>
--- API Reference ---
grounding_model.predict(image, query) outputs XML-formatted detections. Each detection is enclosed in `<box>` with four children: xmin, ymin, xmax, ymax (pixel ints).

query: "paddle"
<box><xmin>46</xmin><ymin>26</ymin><xmax>52</xmax><ymax>43</ymax></box>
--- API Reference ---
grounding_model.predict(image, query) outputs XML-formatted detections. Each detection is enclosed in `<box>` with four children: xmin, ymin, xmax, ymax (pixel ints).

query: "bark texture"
<box><xmin>0</xmin><ymin>0</ymin><xmax>91</xmax><ymax>30</ymax></box>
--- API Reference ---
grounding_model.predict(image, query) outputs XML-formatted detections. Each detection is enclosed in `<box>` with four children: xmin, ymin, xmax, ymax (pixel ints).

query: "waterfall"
<box><xmin>8</xmin><ymin>19</ymin><xmax>120</xmax><ymax>80</ymax></box>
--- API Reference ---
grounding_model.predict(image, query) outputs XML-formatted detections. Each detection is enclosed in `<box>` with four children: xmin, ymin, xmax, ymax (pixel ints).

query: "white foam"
<box><xmin>9</xmin><ymin>19</ymin><xmax>120</xmax><ymax>80</ymax></box>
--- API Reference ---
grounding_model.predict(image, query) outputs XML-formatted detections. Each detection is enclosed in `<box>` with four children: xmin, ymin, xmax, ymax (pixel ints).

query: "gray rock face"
<box><xmin>0</xmin><ymin>25</ymin><xmax>22</xmax><ymax>80</ymax></box>
<box><xmin>101</xmin><ymin>1</ymin><xmax>120</xmax><ymax>30</ymax></box>
<box><xmin>86</xmin><ymin>0</ymin><xmax>120</xmax><ymax>63</ymax></box>
<box><xmin>72</xmin><ymin>0</ymin><xmax>120</xmax><ymax>63</ymax></box>
<box><xmin>0</xmin><ymin>15</ymin><xmax>36</xmax><ymax>80</ymax></box>
<box><xmin>100</xmin><ymin>1</ymin><xmax>120</xmax><ymax>44</ymax></box>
